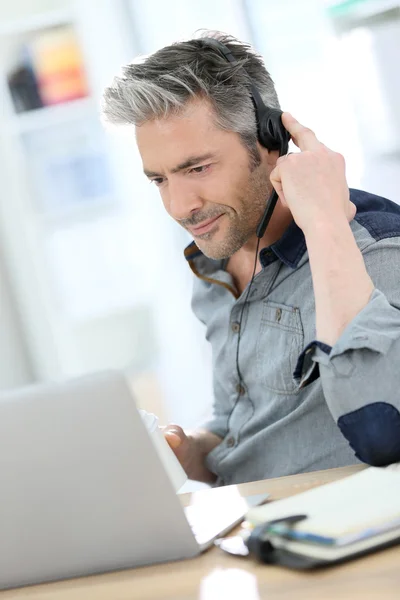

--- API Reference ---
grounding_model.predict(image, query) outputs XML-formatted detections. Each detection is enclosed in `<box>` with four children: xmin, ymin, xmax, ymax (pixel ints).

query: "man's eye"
<box><xmin>151</xmin><ymin>178</ymin><xmax>164</xmax><ymax>186</ymax></box>
<box><xmin>190</xmin><ymin>165</ymin><xmax>210</xmax><ymax>174</ymax></box>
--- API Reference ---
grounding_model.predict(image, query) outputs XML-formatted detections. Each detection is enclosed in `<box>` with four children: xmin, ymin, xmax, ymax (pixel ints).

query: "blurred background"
<box><xmin>0</xmin><ymin>0</ymin><xmax>399</xmax><ymax>432</ymax></box>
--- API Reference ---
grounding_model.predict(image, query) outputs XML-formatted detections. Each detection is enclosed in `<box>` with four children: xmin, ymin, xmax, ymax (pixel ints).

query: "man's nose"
<box><xmin>165</xmin><ymin>178</ymin><xmax>203</xmax><ymax>221</ymax></box>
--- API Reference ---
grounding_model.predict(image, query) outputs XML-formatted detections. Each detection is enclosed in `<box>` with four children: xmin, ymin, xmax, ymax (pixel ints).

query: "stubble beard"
<box><xmin>194</xmin><ymin>165</ymin><xmax>271</xmax><ymax>260</ymax></box>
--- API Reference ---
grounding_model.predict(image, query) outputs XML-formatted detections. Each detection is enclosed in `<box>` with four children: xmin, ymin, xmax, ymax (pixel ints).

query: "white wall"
<box><xmin>0</xmin><ymin>243</ymin><xmax>33</xmax><ymax>388</ymax></box>
<box><xmin>0</xmin><ymin>0</ymin><xmax>69</xmax><ymax>23</ymax></box>
<box><xmin>0</xmin><ymin>1</ymin><xmax>64</xmax><ymax>388</ymax></box>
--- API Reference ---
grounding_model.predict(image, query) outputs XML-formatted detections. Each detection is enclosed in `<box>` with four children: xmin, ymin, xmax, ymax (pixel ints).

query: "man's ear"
<box><xmin>258</xmin><ymin>142</ymin><xmax>279</xmax><ymax>167</ymax></box>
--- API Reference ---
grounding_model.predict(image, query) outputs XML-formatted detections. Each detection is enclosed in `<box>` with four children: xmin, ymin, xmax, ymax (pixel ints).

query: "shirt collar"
<box><xmin>184</xmin><ymin>219</ymin><xmax>307</xmax><ymax>270</ymax></box>
<box><xmin>184</xmin><ymin>241</ymin><xmax>203</xmax><ymax>262</ymax></box>
<box><xmin>267</xmin><ymin>219</ymin><xmax>307</xmax><ymax>269</ymax></box>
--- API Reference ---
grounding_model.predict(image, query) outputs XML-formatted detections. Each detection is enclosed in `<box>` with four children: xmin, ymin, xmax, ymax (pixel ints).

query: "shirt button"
<box><xmin>236</xmin><ymin>383</ymin><xmax>246</xmax><ymax>395</ymax></box>
<box><xmin>231</xmin><ymin>321</ymin><xmax>240</xmax><ymax>333</ymax></box>
<box><xmin>226</xmin><ymin>436</ymin><xmax>235</xmax><ymax>448</ymax></box>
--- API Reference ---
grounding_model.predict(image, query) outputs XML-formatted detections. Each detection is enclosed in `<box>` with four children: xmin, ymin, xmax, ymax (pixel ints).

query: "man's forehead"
<box><xmin>136</xmin><ymin>101</ymin><xmax>216</xmax><ymax>143</ymax></box>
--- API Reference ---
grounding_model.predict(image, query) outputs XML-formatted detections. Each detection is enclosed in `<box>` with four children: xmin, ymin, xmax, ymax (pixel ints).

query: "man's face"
<box><xmin>136</xmin><ymin>99</ymin><xmax>273</xmax><ymax>259</ymax></box>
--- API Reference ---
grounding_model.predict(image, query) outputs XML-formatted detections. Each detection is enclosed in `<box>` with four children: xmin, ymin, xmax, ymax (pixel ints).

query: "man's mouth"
<box><xmin>189</xmin><ymin>214</ymin><xmax>223</xmax><ymax>236</ymax></box>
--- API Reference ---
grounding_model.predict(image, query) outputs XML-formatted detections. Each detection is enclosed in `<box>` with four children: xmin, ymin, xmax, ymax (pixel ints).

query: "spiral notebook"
<box><xmin>245</xmin><ymin>465</ymin><xmax>400</xmax><ymax>568</ymax></box>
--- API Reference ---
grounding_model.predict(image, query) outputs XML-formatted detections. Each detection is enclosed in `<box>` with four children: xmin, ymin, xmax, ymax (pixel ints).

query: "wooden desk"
<box><xmin>3</xmin><ymin>465</ymin><xmax>400</xmax><ymax>600</ymax></box>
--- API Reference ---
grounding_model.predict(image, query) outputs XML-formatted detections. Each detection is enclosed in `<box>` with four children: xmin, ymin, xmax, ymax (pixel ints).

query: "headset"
<box><xmin>199</xmin><ymin>38</ymin><xmax>291</xmax><ymax>448</ymax></box>
<box><xmin>200</xmin><ymin>37</ymin><xmax>291</xmax><ymax>237</ymax></box>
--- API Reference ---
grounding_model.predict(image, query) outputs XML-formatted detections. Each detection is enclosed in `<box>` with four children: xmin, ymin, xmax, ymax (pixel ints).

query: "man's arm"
<box><xmin>271</xmin><ymin>113</ymin><xmax>400</xmax><ymax>466</ymax></box>
<box><xmin>305</xmin><ymin>216</ymin><xmax>374</xmax><ymax>346</ymax></box>
<box><xmin>301</xmin><ymin>240</ymin><xmax>400</xmax><ymax>466</ymax></box>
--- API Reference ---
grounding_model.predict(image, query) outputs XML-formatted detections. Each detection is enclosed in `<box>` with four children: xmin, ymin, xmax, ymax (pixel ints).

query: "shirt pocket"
<box><xmin>256</xmin><ymin>301</ymin><xmax>304</xmax><ymax>395</ymax></box>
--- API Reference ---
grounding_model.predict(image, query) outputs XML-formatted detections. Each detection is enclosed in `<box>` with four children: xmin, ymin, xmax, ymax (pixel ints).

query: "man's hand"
<box><xmin>270</xmin><ymin>112</ymin><xmax>356</xmax><ymax>234</ymax></box>
<box><xmin>272</xmin><ymin>113</ymin><xmax>374</xmax><ymax>347</ymax></box>
<box><xmin>161</xmin><ymin>425</ymin><xmax>221</xmax><ymax>484</ymax></box>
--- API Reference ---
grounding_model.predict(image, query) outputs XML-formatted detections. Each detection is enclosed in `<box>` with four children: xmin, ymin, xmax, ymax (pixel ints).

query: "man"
<box><xmin>102</xmin><ymin>33</ymin><xmax>400</xmax><ymax>485</ymax></box>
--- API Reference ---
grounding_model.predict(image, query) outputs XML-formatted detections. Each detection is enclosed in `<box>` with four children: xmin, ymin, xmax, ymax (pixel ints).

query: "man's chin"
<box><xmin>195</xmin><ymin>238</ymin><xmax>239</xmax><ymax>261</ymax></box>
<box><xmin>192</xmin><ymin>223</ymin><xmax>250</xmax><ymax>260</ymax></box>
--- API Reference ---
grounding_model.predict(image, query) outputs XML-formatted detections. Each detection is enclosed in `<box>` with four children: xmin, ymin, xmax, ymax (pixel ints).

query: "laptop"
<box><xmin>0</xmin><ymin>371</ymin><xmax>267</xmax><ymax>590</ymax></box>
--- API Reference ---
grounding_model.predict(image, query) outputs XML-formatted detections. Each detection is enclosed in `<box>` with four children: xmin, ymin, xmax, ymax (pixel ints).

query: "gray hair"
<box><xmin>102</xmin><ymin>31</ymin><xmax>281</xmax><ymax>166</ymax></box>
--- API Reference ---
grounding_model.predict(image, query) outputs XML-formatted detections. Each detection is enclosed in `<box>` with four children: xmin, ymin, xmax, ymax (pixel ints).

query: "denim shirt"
<box><xmin>185</xmin><ymin>189</ymin><xmax>400</xmax><ymax>485</ymax></box>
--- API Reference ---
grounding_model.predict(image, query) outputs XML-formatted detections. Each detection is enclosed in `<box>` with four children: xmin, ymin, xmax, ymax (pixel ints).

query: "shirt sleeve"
<box><xmin>294</xmin><ymin>239</ymin><xmax>400</xmax><ymax>467</ymax></box>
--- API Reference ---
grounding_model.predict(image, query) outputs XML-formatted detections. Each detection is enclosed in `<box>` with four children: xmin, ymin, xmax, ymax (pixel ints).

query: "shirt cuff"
<box><xmin>294</xmin><ymin>288</ymin><xmax>400</xmax><ymax>385</ymax></box>
<box><xmin>293</xmin><ymin>340</ymin><xmax>332</xmax><ymax>388</ymax></box>
<box><xmin>324</xmin><ymin>288</ymin><xmax>399</xmax><ymax>362</ymax></box>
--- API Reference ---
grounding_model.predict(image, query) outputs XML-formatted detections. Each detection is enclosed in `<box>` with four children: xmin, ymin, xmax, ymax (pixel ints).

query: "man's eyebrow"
<box><xmin>144</xmin><ymin>153</ymin><xmax>216</xmax><ymax>178</ymax></box>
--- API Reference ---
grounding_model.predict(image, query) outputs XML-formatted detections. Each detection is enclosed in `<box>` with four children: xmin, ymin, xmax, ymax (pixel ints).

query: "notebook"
<box><xmin>244</xmin><ymin>466</ymin><xmax>400</xmax><ymax>567</ymax></box>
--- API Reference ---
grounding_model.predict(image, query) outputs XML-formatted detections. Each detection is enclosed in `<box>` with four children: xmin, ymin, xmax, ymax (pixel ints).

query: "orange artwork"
<box><xmin>31</xmin><ymin>25</ymin><xmax>89</xmax><ymax>106</ymax></box>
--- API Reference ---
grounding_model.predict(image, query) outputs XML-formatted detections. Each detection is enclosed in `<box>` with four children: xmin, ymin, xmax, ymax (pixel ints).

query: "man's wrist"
<box><xmin>189</xmin><ymin>429</ymin><xmax>222</xmax><ymax>456</ymax></box>
<box><xmin>301</xmin><ymin>209</ymin><xmax>374</xmax><ymax>346</ymax></box>
<box><xmin>185</xmin><ymin>431</ymin><xmax>220</xmax><ymax>484</ymax></box>
<box><xmin>302</xmin><ymin>213</ymin><xmax>350</xmax><ymax>243</ymax></box>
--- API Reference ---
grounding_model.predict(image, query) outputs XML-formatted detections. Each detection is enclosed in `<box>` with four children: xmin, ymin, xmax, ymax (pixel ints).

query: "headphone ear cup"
<box><xmin>257</xmin><ymin>109</ymin><xmax>290</xmax><ymax>154</ymax></box>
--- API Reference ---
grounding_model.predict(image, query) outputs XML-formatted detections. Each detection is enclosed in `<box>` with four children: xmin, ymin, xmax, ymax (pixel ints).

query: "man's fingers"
<box><xmin>276</xmin><ymin>154</ymin><xmax>287</xmax><ymax>166</ymax></box>
<box><xmin>281</xmin><ymin>112</ymin><xmax>321</xmax><ymax>152</ymax></box>
<box><xmin>162</xmin><ymin>424</ymin><xmax>186</xmax><ymax>449</ymax></box>
<box><xmin>164</xmin><ymin>431</ymin><xmax>182</xmax><ymax>449</ymax></box>
<box><xmin>348</xmin><ymin>201</ymin><xmax>357</xmax><ymax>222</ymax></box>
<box><xmin>269</xmin><ymin>165</ymin><xmax>287</xmax><ymax>207</ymax></box>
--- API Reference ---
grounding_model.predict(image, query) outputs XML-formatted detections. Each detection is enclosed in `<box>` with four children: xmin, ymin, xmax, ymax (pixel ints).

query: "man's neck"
<box><xmin>227</xmin><ymin>203</ymin><xmax>293</xmax><ymax>295</ymax></box>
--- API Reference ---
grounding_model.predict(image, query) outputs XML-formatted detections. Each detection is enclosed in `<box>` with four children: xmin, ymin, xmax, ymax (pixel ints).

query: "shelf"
<box><xmin>328</xmin><ymin>0</ymin><xmax>400</xmax><ymax>31</ymax></box>
<box><xmin>6</xmin><ymin>97</ymin><xmax>97</xmax><ymax>135</ymax></box>
<box><xmin>0</xmin><ymin>8</ymin><xmax>75</xmax><ymax>38</ymax></box>
<box><xmin>328</xmin><ymin>0</ymin><xmax>399</xmax><ymax>17</ymax></box>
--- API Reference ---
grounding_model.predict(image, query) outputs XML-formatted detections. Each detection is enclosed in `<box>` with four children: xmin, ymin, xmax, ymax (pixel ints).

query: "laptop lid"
<box><xmin>0</xmin><ymin>371</ymin><xmax>199</xmax><ymax>590</ymax></box>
